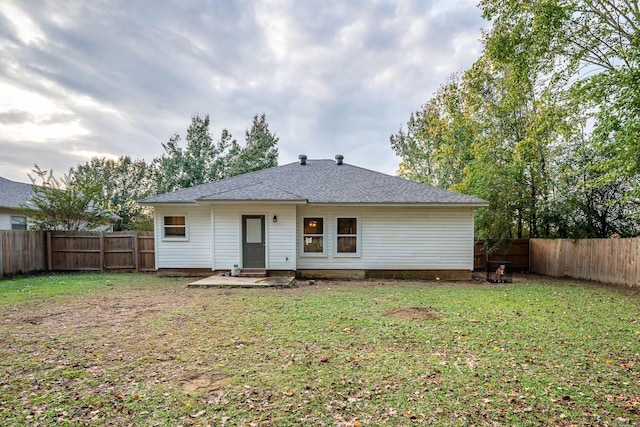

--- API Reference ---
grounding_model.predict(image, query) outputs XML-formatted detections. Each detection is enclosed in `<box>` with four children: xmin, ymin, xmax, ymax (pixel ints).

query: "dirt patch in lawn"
<box><xmin>178</xmin><ymin>371</ymin><xmax>229</xmax><ymax>394</ymax></box>
<box><xmin>386</xmin><ymin>306</ymin><xmax>439</xmax><ymax>320</ymax></box>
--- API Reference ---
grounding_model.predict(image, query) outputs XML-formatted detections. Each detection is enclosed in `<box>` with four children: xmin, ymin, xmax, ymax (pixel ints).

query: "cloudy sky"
<box><xmin>0</xmin><ymin>0</ymin><xmax>486</xmax><ymax>183</ymax></box>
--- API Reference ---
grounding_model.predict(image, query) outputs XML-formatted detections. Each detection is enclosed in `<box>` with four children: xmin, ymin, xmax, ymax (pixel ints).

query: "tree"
<box><xmin>392</xmin><ymin>0</ymin><xmax>640</xmax><ymax>240</ymax></box>
<box><xmin>391</xmin><ymin>76</ymin><xmax>476</xmax><ymax>189</ymax></box>
<box><xmin>152</xmin><ymin>113</ymin><xmax>279</xmax><ymax>193</ymax></box>
<box><xmin>544</xmin><ymin>136</ymin><xmax>640</xmax><ymax>238</ymax></box>
<box><xmin>153</xmin><ymin>115</ymin><xmax>231</xmax><ymax>194</ymax></box>
<box><xmin>479</xmin><ymin>0</ymin><xmax>640</xmax><ymax>196</ymax></box>
<box><xmin>69</xmin><ymin>156</ymin><xmax>155</xmax><ymax>231</ymax></box>
<box><xmin>21</xmin><ymin>165</ymin><xmax>111</xmax><ymax>231</ymax></box>
<box><xmin>392</xmin><ymin>52</ymin><xmax>576</xmax><ymax>241</ymax></box>
<box><xmin>228</xmin><ymin>114</ymin><xmax>279</xmax><ymax>176</ymax></box>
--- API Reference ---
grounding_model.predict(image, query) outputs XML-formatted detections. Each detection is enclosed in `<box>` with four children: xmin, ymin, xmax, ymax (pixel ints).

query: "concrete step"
<box><xmin>238</xmin><ymin>269</ymin><xmax>267</xmax><ymax>278</ymax></box>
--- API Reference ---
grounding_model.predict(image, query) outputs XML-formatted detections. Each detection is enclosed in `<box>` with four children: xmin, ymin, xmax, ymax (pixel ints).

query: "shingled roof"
<box><xmin>141</xmin><ymin>158</ymin><xmax>487</xmax><ymax>206</ymax></box>
<box><xmin>0</xmin><ymin>176</ymin><xmax>36</xmax><ymax>209</ymax></box>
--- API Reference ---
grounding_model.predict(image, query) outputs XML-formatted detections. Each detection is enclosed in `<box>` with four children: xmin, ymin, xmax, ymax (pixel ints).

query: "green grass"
<box><xmin>0</xmin><ymin>273</ymin><xmax>638</xmax><ymax>426</ymax></box>
<box><xmin>0</xmin><ymin>272</ymin><xmax>153</xmax><ymax>305</ymax></box>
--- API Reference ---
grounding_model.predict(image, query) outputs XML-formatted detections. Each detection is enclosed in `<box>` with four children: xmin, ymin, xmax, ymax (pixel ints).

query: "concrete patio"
<box><xmin>188</xmin><ymin>275</ymin><xmax>295</xmax><ymax>288</ymax></box>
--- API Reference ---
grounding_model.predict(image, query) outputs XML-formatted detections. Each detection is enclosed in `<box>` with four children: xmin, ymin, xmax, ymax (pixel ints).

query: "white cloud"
<box><xmin>0</xmin><ymin>2</ymin><xmax>45</xmax><ymax>45</ymax></box>
<box><xmin>0</xmin><ymin>0</ymin><xmax>486</xmax><ymax>183</ymax></box>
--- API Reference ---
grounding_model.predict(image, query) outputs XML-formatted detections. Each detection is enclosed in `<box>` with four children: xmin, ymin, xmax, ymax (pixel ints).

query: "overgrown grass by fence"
<box><xmin>530</xmin><ymin>238</ymin><xmax>640</xmax><ymax>287</ymax></box>
<box><xmin>0</xmin><ymin>231</ymin><xmax>155</xmax><ymax>277</ymax></box>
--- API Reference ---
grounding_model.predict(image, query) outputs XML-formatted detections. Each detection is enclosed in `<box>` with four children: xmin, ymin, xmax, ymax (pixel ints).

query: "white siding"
<box><xmin>212</xmin><ymin>204</ymin><xmax>296</xmax><ymax>270</ymax></box>
<box><xmin>153</xmin><ymin>203</ymin><xmax>475</xmax><ymax>271</ymax></box>
<box><xmin>297</xmin><ymin>205</ymin><xmax>475</xmax><ymax>270</ymax></box>
<box><xmin>0</xmin><ymin>209</ymin><xmax>12</xmax><ymax>230</ymax></box>
<box><xmin>0</xmin><ymin>208</ymin><xmax>29</xmax><ymax>230</ymax></box>
<box><xmin>265</xmin><ymin>205</ymin><xmax>297</xmax><ymax>270</ymax></box>
<box><xmin>154</xmin><ymin>206</ymin><xmax>212</xmax><ymax>269</ymax></box>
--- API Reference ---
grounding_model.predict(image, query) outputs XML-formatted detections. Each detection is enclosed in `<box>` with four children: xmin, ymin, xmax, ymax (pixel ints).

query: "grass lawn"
<box><xmin>0</xmin><ymin>273</ymin><xmax>638</xmax><ymax>426</ymax></box>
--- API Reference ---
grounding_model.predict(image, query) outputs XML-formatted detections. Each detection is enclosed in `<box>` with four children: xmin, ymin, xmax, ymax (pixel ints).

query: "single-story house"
<box><xmin>0</xmin><ymin>176</ymin><xmax>118</xmax><ymax>231</ymax></box>
<box><xmin>140</xmin><ymin>155</ymin><xmax>488</xmax><ymax>280</ymax></box>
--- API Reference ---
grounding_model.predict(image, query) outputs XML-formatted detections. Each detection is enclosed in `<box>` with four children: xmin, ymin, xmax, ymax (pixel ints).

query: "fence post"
<box><xmin>99</xmin><ymin>232</ymin><xmax>105</xmax><ymax>272</ymax></box>
<box><xmin>0</xmin><ymin>231</ymin><xmax>4</xmax><ymax>277</ymax></box>
<box><xmin>46</xmin><ymin>231</ymin><xmax>52</xmax><ymax>271</ymax></box>
<box><xmin>133</xmin><ymin>233</ymin><xmax>139</xmax><ymax>271</ymax></box>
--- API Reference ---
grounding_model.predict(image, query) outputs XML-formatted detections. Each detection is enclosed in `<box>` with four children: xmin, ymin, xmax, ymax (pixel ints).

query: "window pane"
<box><xmin>10</xmin><ymin>216</ymin><xmax>27</xmax><ymax>231</ymax></box>
<box><xmin>246</xmin><ymin>218</ymin><xmax>262</xmax><ymax>243</ymax></box>
<box><xmin>304</xmin><ymin>217</ymin><xmax>323</xmax><ymax>234</ymax></box>
<box><xmin>303</xmin><ymin>236</ymin><xmax>323</xmax><ymax>252</ymax></box>
<box><xmin>337</xmin><ymin>236</ymin><xmax>357</xmax><ymax>253</ymax></box>
<box><xmin>165</xmin><ymin>226</ymin><xmax>186</xmax><ymax>237</ymax></box>
<box><xmin>337</xmin><ymin>218</ymin><xmax>356</xmax><ymax>235</ymax></box>
<box><xmin>164</xmin><ymin>216</ymin><xmax>185</xmax><ymax>226</ymax></box>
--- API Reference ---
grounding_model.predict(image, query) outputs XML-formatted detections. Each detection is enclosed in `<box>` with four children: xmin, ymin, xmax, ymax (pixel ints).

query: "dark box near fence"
<box><xmin>486</xmin><ymin>260</ymin><xmax>512</xmax><ymax>283</ymax></box>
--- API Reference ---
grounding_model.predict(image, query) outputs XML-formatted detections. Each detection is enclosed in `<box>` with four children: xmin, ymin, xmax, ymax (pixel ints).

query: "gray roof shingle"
<box><xmin>0</xmin><ymin>176</ymin><xmax>36</xmax><ymax>209</ymax></box>
<box><xmin>140</xmin><ymin>159</ymin><xmax>488</xmax><ymax>206</ymax></box>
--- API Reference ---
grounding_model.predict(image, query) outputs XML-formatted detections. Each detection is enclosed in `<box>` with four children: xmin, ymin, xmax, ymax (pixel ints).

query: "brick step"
<box><xmin>238</xmin><ymin>270</ymin><xmax>267</xmax><ymax>278</ymax></box>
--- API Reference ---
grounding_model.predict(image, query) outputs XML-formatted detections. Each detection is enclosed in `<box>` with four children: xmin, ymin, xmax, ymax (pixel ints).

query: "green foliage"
<box><xmin>393</xmin><ymin>0</ymin><xmax>640</xmax><ymax>239</ymax></box>
<box><xmin>20</xmin><ymin>165</ymin><xmax>111</xmax><ymax>231</ymax></box>
<box><xmin>228</xmin><ymin>113</ymin><xmax>279</xmax><ymax>176</ymax></box>
<box><xmin>481</xmin><ymin>0</ymin><xmax>640</xmax><ymax>192</ymax></box>
<box><xmin>70</xmin><ymin>156</ymin><xmax>154</xmax><ymax>231</ymax></box>
<box><xmin>152</xmin><ymin>113</ymin><xmax>279</xmax><ymax>194</ymax></box>
<box><xmin>391</xmin><ymin>76</ymin><xmax>476</xmax><ymax>189</ymax></box>
<box><xmin>545</xmin><ymin>141</ymin><xmax>640</xmax><ymax>237</ymax></box>
<box><xmin>152</xmin><ymin>114</ymin><xmax>232</xmax><ymax>194</ymax></box>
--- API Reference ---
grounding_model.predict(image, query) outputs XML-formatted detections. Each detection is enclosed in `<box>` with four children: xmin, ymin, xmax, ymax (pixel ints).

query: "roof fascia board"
<box><xmin>194</xmin><ymin>199</ymin><xmax>308</xmax><ymax>205</ymax></box>
<box><xmin>306</xmin><ymin>202</ymin><xmax>489</xmax><ymax>208</ymax></box>
<box><xmin>138</xmin><ymin>202</ymin><xmax>198</xmax><ymax>207</ymax></box>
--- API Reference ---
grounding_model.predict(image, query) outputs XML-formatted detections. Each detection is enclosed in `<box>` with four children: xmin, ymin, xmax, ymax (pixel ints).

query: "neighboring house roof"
<box><xmin>140</xmin><ymin>158</ymin><xmax>488</xmax><ymax>206</ymax></box>
<box><xmin>0</xmin><ymin>176</ymin><xmax>37</xmax><ymax>209</ymax></box>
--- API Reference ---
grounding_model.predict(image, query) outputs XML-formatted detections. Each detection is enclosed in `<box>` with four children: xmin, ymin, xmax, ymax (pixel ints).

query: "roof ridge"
<box><xmin>196</xmin><ymin>181</ymin><xmax>304</xmax><ymax>200</ymax></box>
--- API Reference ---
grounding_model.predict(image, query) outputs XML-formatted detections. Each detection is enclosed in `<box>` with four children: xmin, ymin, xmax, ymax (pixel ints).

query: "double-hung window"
<box><xmin>302</xmin><ymin>217</ymin><xmax>324</xmax><ymax>255</ymax></box>
<box><xmin>10</xmin><ymin>216</ymin><xmax>27</xmax><ymax>231</ymax></box>
<box><xmin>336</xmin><ymin>217</ymin><xmax>359</xmax><ymax>256</ymax></box>
<box><xmin>163</xmin><ymin>216</ymin><xmax>187</xmax><ymax>239</ymax></box>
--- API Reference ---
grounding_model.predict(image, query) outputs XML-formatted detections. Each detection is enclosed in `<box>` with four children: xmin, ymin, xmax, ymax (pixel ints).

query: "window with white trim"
<box><xmin>163</xmin><ymin>215</ymin><xmax>187</xmax><ymax>238</ymax></box>
<box><xmin>302</xmin><ymin>217</ymin><xmax>324</xmax><ymax>254</ymax></box>
<box><xmin>10</xmin><ymin>216</ymin><xmax>27</xmax><ymax>231</ymax></box>
<box><xmin>336</xmin><ymin>217</ymin><xmax>359</xmax><ymax>256</ymax></box>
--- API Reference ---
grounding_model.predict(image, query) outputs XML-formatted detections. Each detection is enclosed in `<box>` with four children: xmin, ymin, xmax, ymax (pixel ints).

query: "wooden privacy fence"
<box><xmin>474</xmin><ymin>239</ymin><xmax>530</xmax><ymax>271</ymax></box>
<box><xmin>0</xmin><ymin>230</ymin><xmax>155</xmax><ymax>276</ymax></box>
<box><xmin>0</xmin><ymin>230</ymin><xmax>47</xmax><ymax>277</ymax></box>
<box><xmin>530</xmin><ymin>238</ymin><xmax>640</xmax><ymax>287</ymax></box>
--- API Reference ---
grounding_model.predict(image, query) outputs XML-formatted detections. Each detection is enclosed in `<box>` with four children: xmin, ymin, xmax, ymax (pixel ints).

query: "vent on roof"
<box><xmin>298</xmin><ymin>154</ymin><xmax>307</xmax><ymax>165</ymax></box>
<box><xmin>335</xmin><ymin>154</ymin><xmax>344</xmax><ymax>165</ymax></box>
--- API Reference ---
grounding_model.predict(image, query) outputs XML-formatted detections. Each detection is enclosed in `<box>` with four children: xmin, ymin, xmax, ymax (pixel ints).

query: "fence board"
<box><xmin>0</xmin><ymin>230</ymin><xmax>46</xmax><ymax>276</ymax></box>
<box><xmin>473</xmin><ymin>239</ymin><xmax>530</xmax><ymax>271</ymax></box>
<box><xmin>0</xmin><ymin>231</ymin><xmax>155</xmax><ymax>276</ymax></box>
<box><xmin>530</xmin><ymin>238</ymin><xmax>640</xmax><ymax>287</ymax></box>
<box><xmin>136</xmin><ymin>232</ymin><xmax>155</xmax><ymax>272</ymax></box>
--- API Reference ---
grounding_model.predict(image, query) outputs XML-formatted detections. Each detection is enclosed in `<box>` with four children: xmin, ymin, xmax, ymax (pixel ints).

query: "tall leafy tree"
<box><xmin>153</xmin><ymin>115</ymin><xmax>232</xmax><ymax>193</ymax></box>
<box><xmin>21</xmin><ymin>165</ymin><xmax>111</xmax><ymax>231</ymax></box>
<box><xmin>226</xmin><ymin>114</ymin><xmax>279</xmax><ymax>177</ymax></box>
<box><xmin>152</xmin><ymin>114</ymin><xmax>279</xmax><ymax>193</ymax></box>
<box><xmin>480</xmin><ymin>0</ymin><xmax>640</xmax><ymax>195</ymax></box>
<box><xmin>70</xmin><ymin>156</ymin><xmax>155</xmax><ymax>231</ymax></box>
<box><xmin>391</xmin><ymin>76</ymin><xmax>476</xmax><ymax>189</ymax></box>
<box><xmin>393</xmin><ymin>0</ymin><xmax>640</xmax><ymax>240</ymax></box>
